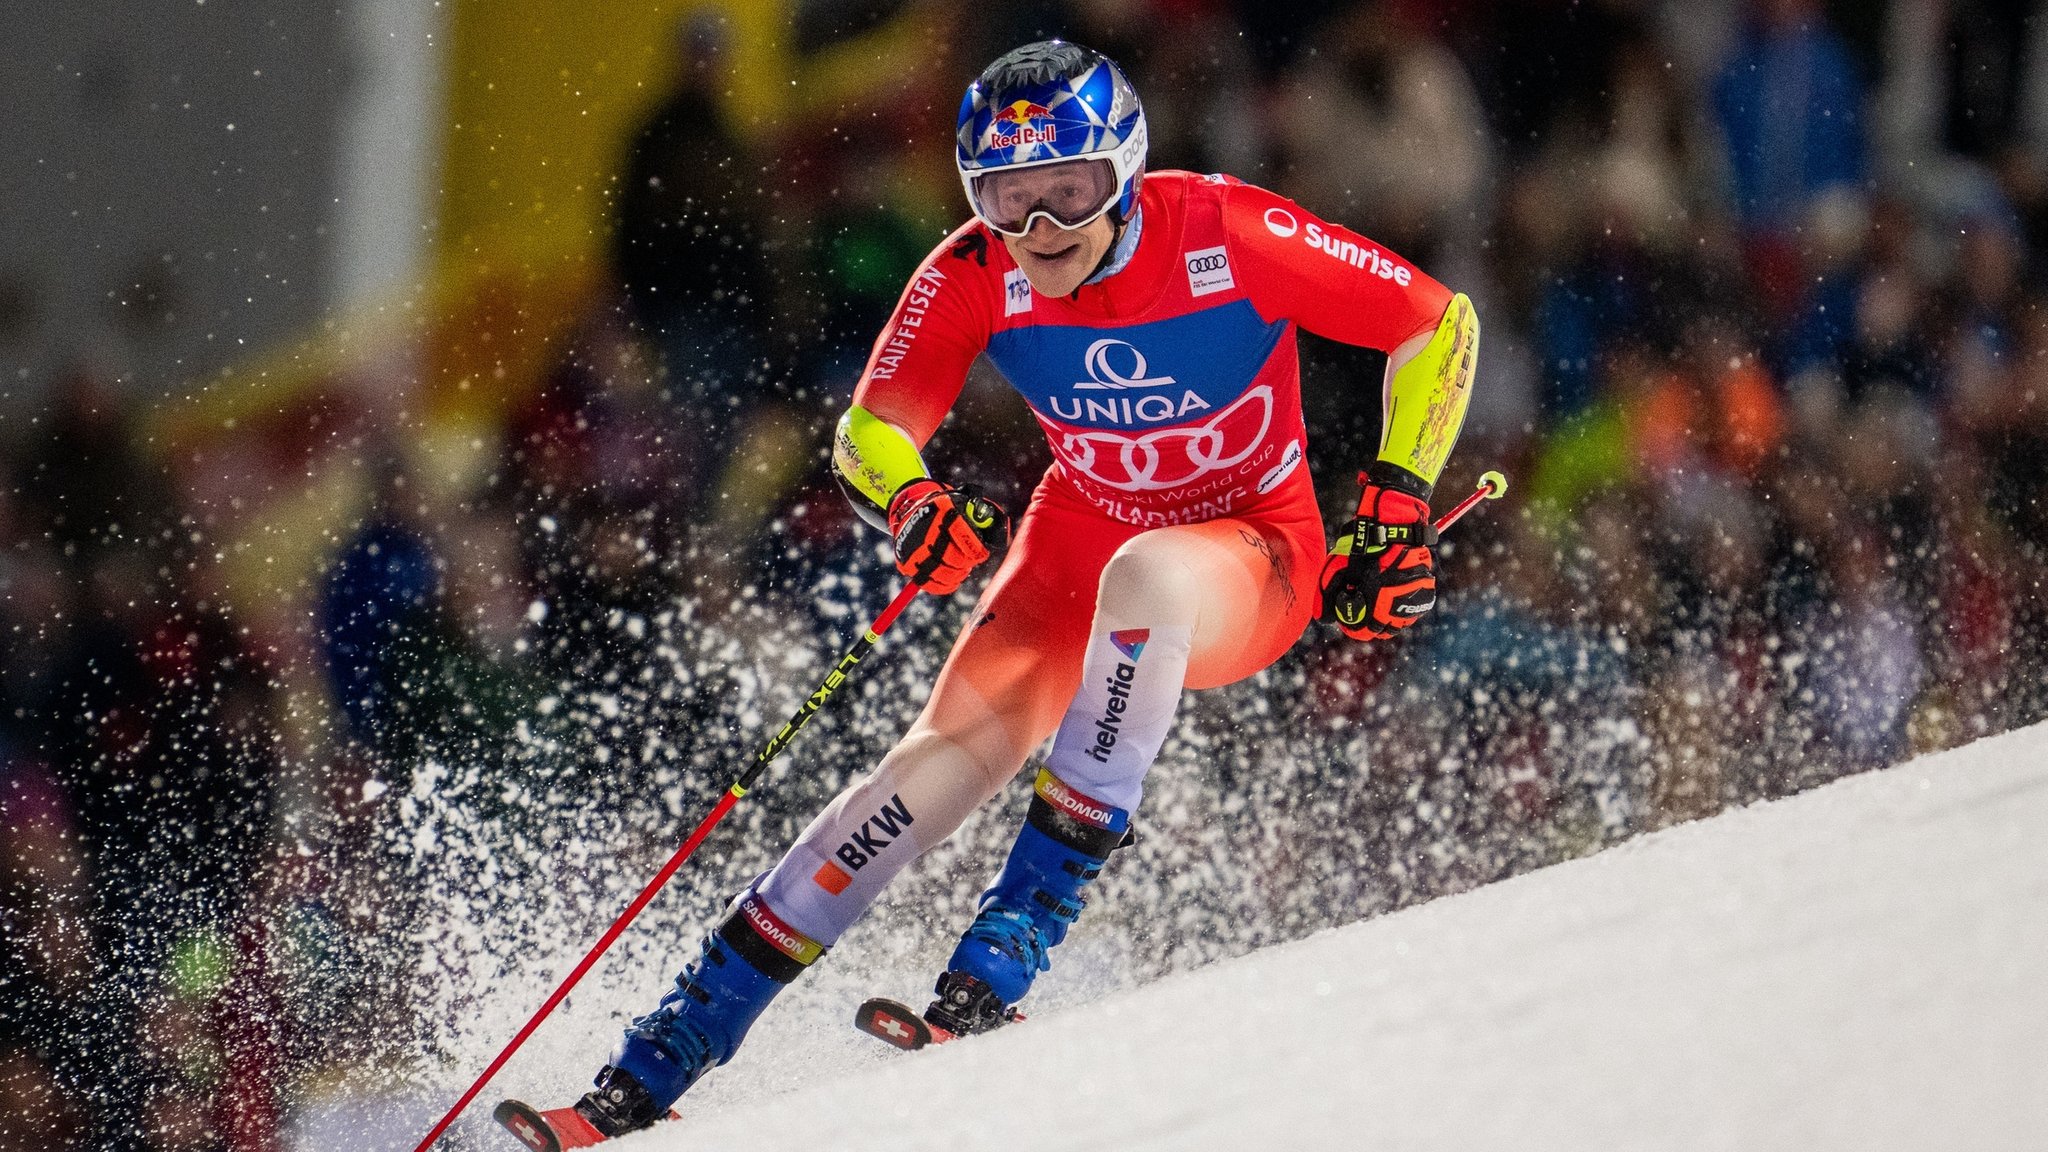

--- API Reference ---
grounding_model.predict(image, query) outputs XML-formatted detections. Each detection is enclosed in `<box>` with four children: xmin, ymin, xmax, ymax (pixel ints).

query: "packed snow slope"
<box><xmin>636</xmin><ymin>722</ymin><xmax>2048</xmax><ymax>1152</ymax></box>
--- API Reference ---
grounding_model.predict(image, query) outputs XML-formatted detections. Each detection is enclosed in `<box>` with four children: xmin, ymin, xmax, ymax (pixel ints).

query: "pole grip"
<box><xmin>1432</xmin><ymin>469</ymin><xmax>1508</xmax><ymax>535</ymax></box>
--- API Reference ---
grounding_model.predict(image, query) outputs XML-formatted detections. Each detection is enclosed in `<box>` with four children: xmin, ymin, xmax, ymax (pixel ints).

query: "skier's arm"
<box><xmin>1222</xmin><ymin>182</ymin><xmax>1477</xmax><ymax>497</ymax></box>
<box><xmin>833</xmin><ymin>227</ymin><xmax>1009</xmax><ymax>594</ymax></box>
<box><xmin>1375</xmin><ymin>292</ymin><xmax>1480</xmax><ymax>496</ymax></box>
<box><xmin>833</xmin><ymin>226</ymin><xmax>996</xmax><ymax>528</ymax></box>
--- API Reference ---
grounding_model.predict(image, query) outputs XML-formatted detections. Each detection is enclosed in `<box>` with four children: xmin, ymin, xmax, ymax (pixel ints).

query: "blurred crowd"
<box><xmin>7</xmin><ymin>0</ymin><xmax>2048</xmax><ymax>1147</ymax></box>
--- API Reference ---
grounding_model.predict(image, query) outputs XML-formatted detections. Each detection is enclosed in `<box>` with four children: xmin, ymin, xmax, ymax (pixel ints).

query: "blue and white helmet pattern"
<box><xmin>955</xmin><ymin>42</ymin><xmax>1148</xmax><ymax>228</ymax></box>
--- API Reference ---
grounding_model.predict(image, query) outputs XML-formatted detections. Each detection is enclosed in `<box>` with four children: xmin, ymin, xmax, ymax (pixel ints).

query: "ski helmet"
<box><xmin>955</xmin><ymin>40</ymin><xmax>1147</xmax><ymax>238</ymax></box>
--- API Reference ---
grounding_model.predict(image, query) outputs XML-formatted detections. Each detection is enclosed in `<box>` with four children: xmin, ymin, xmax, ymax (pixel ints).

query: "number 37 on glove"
<box><xmin>1317</xmin><ymin>466</ymin><xmax>1440</xmax><ymax>642</ymax></box>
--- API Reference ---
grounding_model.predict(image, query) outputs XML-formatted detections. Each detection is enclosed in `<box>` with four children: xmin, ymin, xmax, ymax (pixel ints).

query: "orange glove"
<box><xmin>887</xmin><ymin>479</ymin><xmax>1008</xmax><ymax>595</ymax></box>
<box><xmin>1317</xmin><ymin>469</ymin><xmax>1437</xmax><ymax>641</ymax></box>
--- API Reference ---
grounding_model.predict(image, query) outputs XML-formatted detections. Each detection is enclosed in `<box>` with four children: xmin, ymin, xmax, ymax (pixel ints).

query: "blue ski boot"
<box><xmin>576</xmin><ymin>891</ymin><xmax>826</xmax><ymax>1135</ymax></box>
<box><xmin>930</xmin><ymin>769</ymin><xmax>1131</xmax><ymax>1035</ymax></box>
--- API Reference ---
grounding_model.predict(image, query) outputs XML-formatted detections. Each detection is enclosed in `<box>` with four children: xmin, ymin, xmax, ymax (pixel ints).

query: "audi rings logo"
<box><xmin>1057</xmin><ymin>385</ymin><xmax>1275</xmax><ymax>492</ymax></box>
<box><xmin>1184</xmin><ymin>244</ymin><xmax>1234</xmax><ymax>296</ymax></box>
<box><xmin>1075</xmin><ymin>338</ymin><xmax>1178</xmax><ymax>391</ymax></box>
<box><xmin>1263</xmin><ymin>207</ymin><xmax>1298</xmax><ymax>238</ymax></box>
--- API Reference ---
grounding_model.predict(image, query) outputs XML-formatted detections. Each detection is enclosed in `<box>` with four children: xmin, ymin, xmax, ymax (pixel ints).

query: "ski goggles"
<box><xmin>966</xmin><ymin>157</ymin><xmax>1120</xmax><ymax>238</ymax></box>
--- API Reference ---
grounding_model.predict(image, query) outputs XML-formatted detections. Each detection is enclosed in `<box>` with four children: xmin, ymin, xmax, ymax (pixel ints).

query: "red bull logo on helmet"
<box><xmin>989</xmin><ymin>99</ymin><xmax>1058</xmax><ymax>149</ymax></box>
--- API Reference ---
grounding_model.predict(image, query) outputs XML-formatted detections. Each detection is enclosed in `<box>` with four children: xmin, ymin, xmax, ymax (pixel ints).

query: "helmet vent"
<box><xmin>975</xmin><ymin>39</ymin><xmax>1092</xmax><ymax>94</ymax></box>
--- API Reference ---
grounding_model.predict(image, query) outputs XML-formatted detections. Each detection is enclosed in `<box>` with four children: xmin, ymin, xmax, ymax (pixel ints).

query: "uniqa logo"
<box><xmin>1074</xmin><ymin>338</ymin><xmax>1177</xmax><ymax>391</ymax></box>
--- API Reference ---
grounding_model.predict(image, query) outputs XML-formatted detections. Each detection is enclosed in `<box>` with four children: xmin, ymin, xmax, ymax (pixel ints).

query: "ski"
<box><xmin>492</xmin><ymin>1098</ymin><xmax>678</xmax><ymax>1151</ymax></box>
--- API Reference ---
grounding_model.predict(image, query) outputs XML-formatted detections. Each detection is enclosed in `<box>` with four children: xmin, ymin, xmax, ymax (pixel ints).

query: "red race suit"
<box><xmin>854</xmin><ymin>170</ymin><xmax>1448</xmax><ymax>700</ymax></box>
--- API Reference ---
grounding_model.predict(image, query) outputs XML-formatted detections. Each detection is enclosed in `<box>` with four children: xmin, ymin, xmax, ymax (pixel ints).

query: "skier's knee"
<box><xmin>889</xmin><ymin>726</ymin><xmax>1016</xmax><ymax>813</ymax></box>
<box><xmin>1097</xmin><ymin>533</ymin><xmax>1201</xmax><ymax>622</ymax></box>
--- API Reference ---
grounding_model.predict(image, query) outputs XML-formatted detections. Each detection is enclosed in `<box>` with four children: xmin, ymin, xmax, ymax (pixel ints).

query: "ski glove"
<box><xmin>887</xmin><ymin>478</ymin><xmax>1009</xmax><ymax>595</ymax></box>
<box><xmin>1318</xmin><ymin>471</ymin><xmax>1437</xmax><ymax>641</ymax></box>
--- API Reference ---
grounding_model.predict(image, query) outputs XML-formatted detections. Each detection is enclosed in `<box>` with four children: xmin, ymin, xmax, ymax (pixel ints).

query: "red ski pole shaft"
<box><xmin>410</xmin><ymin>578</ymin><xmax>925</xmax><ymax>1152</ymax></box>
<box><xmin>1431</xmin><ymin>469</ymin><xmax>1508</xmax><ymax>536</ymax></box>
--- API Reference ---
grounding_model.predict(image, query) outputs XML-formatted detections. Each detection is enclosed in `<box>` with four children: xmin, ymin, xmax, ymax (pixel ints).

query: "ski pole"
<box><xmin>411</xmin><ymin>577</ymin><xmax>927</xmax><ymax>1152</ymax></box>
<box><xmin>1431</xmin><ymin>469</ymin><xmax>1507</xmax><ymax>535</ymax></box>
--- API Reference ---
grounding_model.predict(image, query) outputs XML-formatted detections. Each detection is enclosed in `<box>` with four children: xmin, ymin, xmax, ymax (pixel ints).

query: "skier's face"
<box><xmin>1004</xmin><ymin>213</ymin><xmax>1117</xmax><ymax>298</ymax></box>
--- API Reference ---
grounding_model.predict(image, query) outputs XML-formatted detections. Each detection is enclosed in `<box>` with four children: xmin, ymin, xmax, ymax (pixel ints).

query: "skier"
<box><xmin>533</xmin><ymin>38</ymin><xmax>1476</xmax><ymax>1142</ymax></box>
